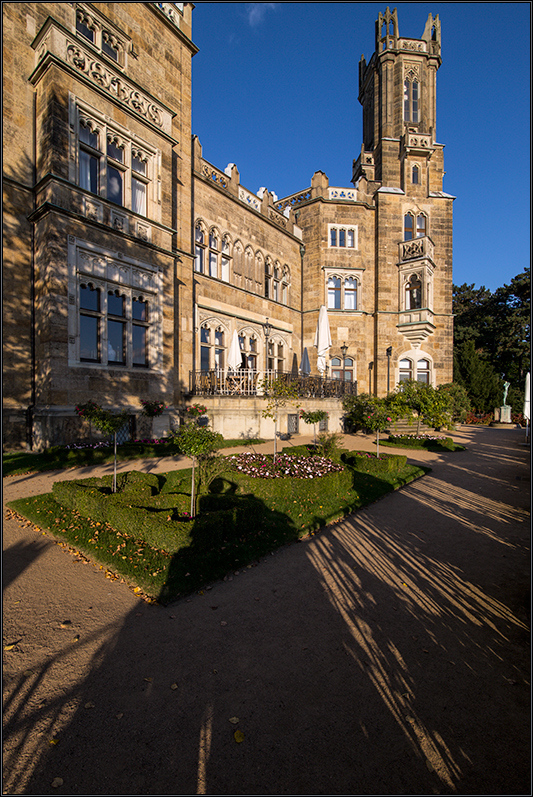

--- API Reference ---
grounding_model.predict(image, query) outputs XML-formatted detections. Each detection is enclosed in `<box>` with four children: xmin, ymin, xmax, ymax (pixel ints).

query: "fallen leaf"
<box><xmin>170</xmin><ymin>683</ymin><xmax>178</xmax><ymax>690</ymax></box>
<box><xmin>220</xmin><ymin>621</ymin><xmax>227</xmax><ymax>626</ymax></box>
<box><xmin>84</xmin><ymin>702</ymin><xmax>95</xmax><ymax>709</ymax></box>
<box><xmin>4</xmin><ymin>640</ymin><xmax>21</xmax><ymax>651</ymax></box>
<box><xmin>234</xmin><ymin>730</ymin><xmax>245</xmax><ymax>743</ymax></box>
<box><xmin>144</xmin><ymin>677</ymin><xmax>153</xmax><ymax>682</ymax></box>
<box><xmin>229</xmin><ymin>717</ymin><xmax>239</xmax><ymax>724</ymax></box>
<box><xmin>49</xmin><ymin>738</ymin><xmax>59</xmax><ymax>746</ymax></box>
<box><xmin>60</xmin><ymin>621</ymin><xmax>72</xmax><ymax>628</ymax></box>
<box><xmin>51</xmin><ymin>777</ymin><xmax>64</xmax><ymax>788</ymax></box>
<box><xmin>116</xmin><ymin>712</ymin><xmax>124</xmax><ymax>719</ymax></box>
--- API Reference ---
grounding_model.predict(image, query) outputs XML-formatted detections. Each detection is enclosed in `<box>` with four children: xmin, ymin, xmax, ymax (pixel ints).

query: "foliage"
<box><xmin>11</xmin><ymin>455</ymin><xmax>426</xmax><ymax>601</ymax></box>
<box><xmin>74</xmin><ymin>401</ymin><xmax>129</xmax><ymax>492</ymax></box>
<box><xmin>299</xmin><ymin>409</ymin><xmax>328</xmax><ymax>425</ymax></box>
<box><xmin>315</xmin><ymin>432</ymin><xmax>344</xmax><ymax>461</ymax></box>
<box><xmin>140</xmin><ymin>400</ymin><xmax>166</xmax><ymax>417</ymax></box>
<box><xmin>172</xmin><ymin>424</ymin><xmax>224</xmax><ymax>516</ymax></box>
<box><xmin>342</xmin><ymin>393</ymin><xmax>388</xmax><ymax>433</ymax></box>
<box><xmin>437</xmin><ymin>382</ymin><xmax>471</xmax><ymax>423</ymax></box>
<box><xmin>389</xmin><ymin>380</ymin><xmax>452</xmax><ymax>432</ymax></box>
<box><xmin>463</xmin><ymin>412</ymin><xmax>493</xmax><ymax>425</ymax></box>
<box><xmin>185</xmin><ymin>403</ymin><xmax>208</xmax><ymax>418</ymax></box>
<box><xmin>260</xmin><ymin>376</ymin><xmax>301</xmax><ymax>461</ymax></box>
<box><xmin>453</xmin><ymin>268</ymin><xmax>530</xmax><ymax>410</ymax></box>
<box><xmin>454</xmin><ymin>340</ymin><xmax>502</xmax><ymax>413</ymax></box>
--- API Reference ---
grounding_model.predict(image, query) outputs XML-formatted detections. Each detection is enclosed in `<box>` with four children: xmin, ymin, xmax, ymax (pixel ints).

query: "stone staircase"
<box><xmin>387</xmin><ymin>414</ymin><xmax>435</xmax><ymax>436</ymax></box>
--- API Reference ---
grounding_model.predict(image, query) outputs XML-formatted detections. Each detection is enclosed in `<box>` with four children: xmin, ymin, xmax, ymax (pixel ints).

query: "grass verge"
<box><xmin>2</xmin><ymin>437</ymin><xmax>265</xmax><ymax>477</ymax></box>
<box><xmin>7</xmin><ymin>453</ymin><xmax>428</xmax><ymax>604</ymax></box>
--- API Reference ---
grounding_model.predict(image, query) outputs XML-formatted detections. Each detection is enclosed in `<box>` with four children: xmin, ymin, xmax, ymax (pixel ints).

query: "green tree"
<box><xmin>299</xmin><ymin>409</ymin><xmax>328</xmax><ymax>446</ymax></box>
<box><xmin>437</xmin><ymin>383</ymin><xmax>471</xmax><ymax>423</ymax></box>
<box><xmin>389</xmin><ymin>381</ymin><xmax>452</xmax><ymax>433</ymax></box>
<box><xmin>173</xmin><ymin>424</ymin><xmax>223</xmax><ymax>517</ymax></box>
<box><xmin>75</xmin><ymin>402</ymin><xmax>129</xmax><ymax>492</ymax></box>
<box><xmin>360</xmin><ymin>397</ymin><xmax>396</xmax><ymax>456</ymax></box>
<box><xmin>453</xmin><ymin>340</ymin><xmax>503</xmax><ymax>414</ymax></box>
<box><xmin>260</xmin><ymin>376</ymin><xmax>301</xmax><ymax>462</ymax></box>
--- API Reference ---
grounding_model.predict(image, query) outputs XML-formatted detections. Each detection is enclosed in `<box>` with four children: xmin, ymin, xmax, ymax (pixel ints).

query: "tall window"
<box><xmin>79</xmin><ymin>283</ymin><xmax>101</xmax><ymax>361</ymax></box>
<box><xmin>327</xmin><ymin>275</ymin><xmax>359</xmax><ymax>310</ymax></box>
<box><xmin>76</xmin><ymin>111</ymin><xmax>154</xmax><ymax>217</ymax></box>
<box><xmin>239</xmin><ymin>334</ymin><xmax>258</xmax><ymax>370</ymax></box>
<box><xmin>221</xmin><ymin>237</ymin><xmax>231</xmax><ymax>282</ymax></box>
<box><xmin>195</xmin><ymin>225</ymin><xmax>205</xmax><ymax>273</ymax></box>
<box><xmin>214</xmin><ymin>328</ymin><xmax>225</xmax><ymax>370</ymax></box>
<box><xmin>78</xmin><ymin>283</ymin><xmax>151</xmax><ymax>367</ymax></box>
<box><xmin>417</xmin><ymin>359</ymin><xmax>431</xmax><ymax>383</ymax></box>
<box><xmin>327</xmin><ymin>277</ymin><xmax>341</xmax><ymax>309</ymax></box>
<box><xmin>406</xmin><ymin>274</ymin><xmax>422</xmax><ymax>309</ymax></box>
<box><xmin>404</xmin><ymin>212</ymin><xmax>427</xmax><ymax>240</ymax></box>
<box><xmin>404</xmin><ymin>79</ymin><xmax>419</xmax><ymax>123</ymax></box>
<box><xmin>208</xmin><ymin>232</ymin><xmax>219</xmax><ymax>278</ymax></box>
<box><xmin>329</xmin><ymin>225</ymin><xmax>357</xmax><ymax>249</ymax></box>
<box><xmin>399</xmin><ymin>358</ymin><xmax>413</xmax><ymax>381</ymax></box>
<box><xmin>79</xmin><ymin>122</ymin><xmax>99</xmax><ymax>194</ymax></box>
<box><xmin>412</xmin><ymin>165</ymin><xmax>419</xmax><ymax>184</ymax></box>
<box><xmin>200</xmin><ymin>326</ymin><xmax>210</xmax><ymax>370</ymax></box>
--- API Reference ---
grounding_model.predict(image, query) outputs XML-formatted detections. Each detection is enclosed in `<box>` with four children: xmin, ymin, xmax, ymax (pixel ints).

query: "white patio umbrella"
<box><xmin>313</xmin><ymin>305</ymin><xmax>332</xmax><ymax>375</ymax></box>
<box><xmin>523</xmin><ymin>372</ymin><xmax>530</xmax><ymax>443</ymax></box>
<box><xmin>299</xmin><ymin>347</ymin><xmax>311</xmax><ymax>377</ymax></box>
<box><xmin>227</xmin><ymin>329</ymin><xmax>242</xmax><ymax>371</ymax></box>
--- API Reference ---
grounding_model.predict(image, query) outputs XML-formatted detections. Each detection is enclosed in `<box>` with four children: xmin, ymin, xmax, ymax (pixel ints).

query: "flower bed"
<box><xmin>227</xmin><ymin>452</ymin><xmax>344</xmax><ymax>479</ymax></box>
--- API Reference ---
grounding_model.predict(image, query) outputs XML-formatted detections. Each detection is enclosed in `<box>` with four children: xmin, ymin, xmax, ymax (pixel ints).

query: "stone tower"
<box><xmin>353</xmin><ymin>7</ymin><xmax>453</xmax><ymax>394</ymax></box>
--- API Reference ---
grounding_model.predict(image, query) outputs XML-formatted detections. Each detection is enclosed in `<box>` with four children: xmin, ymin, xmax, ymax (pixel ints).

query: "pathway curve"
<box><xmin>3</xmin><ymin>427</ymin><xmax>530</xmax><ymax>794</ymax></box>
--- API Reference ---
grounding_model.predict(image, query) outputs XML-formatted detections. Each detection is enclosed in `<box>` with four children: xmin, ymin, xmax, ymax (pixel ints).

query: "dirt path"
<box><xmin>3</xmin><ymin>427</ymin><xmax>530</xmax><ymax>795</ymax></box>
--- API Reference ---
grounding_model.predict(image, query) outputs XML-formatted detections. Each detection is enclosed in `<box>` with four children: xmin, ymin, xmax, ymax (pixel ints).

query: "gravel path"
<box><xmin>3</xmin><ymin>427</ymin><xmax>530</xmax><ymax>795</ymax></box>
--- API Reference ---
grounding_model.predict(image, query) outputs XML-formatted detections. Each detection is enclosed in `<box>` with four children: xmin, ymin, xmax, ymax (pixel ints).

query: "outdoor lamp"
<box><xmin>263</xmin><ymin>318</ymin><xmax>272</xmax><ymax>340</ymax></box>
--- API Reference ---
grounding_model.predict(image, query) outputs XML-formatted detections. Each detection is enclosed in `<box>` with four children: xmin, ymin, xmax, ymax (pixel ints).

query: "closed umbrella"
<box><xmin>524</xmin><ymin>373</ymin><xmax>530</xmax><ymax>443</ymax></box>
<box><xmin>313</xmin><ymin>305</ymin><xmax>332</xmax><ymax>375</ymax></box>
<box><xmin>299</xmin><ymin>347</ymin><xmax>311</xmax><ymax>377</ymax></box>
<box><xmin>227</xmin><ymin>330</ymin><xmax>242</xmax><ymax>371</ymax></box>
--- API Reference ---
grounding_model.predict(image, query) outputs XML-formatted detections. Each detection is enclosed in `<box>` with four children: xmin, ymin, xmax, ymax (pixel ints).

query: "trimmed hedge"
<box><xmin>341</xmin><ymin>452</ymin><xmax>408</xmax><ymax>474</ymax></box>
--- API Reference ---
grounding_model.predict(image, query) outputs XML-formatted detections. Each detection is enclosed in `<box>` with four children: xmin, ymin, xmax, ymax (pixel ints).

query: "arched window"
<box><xmin>406</xmin><ymin>275</ymin><xmax>422</xmax><ymax>309</ymax></box>
<box><xmin>404</xmin><ymin>213</ymin><xmax>414</xmax><ymax>241</ymax></box>
<box><xmin>208</xmin><ymin>231</ymin><xmax>219</xmax><ymax>278</ymax></box>
<box><xmin>264</xmin><ymin>259</ymin><xmax>272</xmax><ymax>298</ymax></box>
<box><xmin>282</xmin><ymin>265</ymin><xmax>290</xmax><ymax>305</ymax></box>
<box><xmin>79</xmin><ymin>283</ymin><xmax>101</xmax><ymax>362</ymax></box>
<box><xmin>195</xmin><ymin>224</ymin><xmax>206</xmax><ymax>273</ymax></box>
<box><xmin>221</xmin><ymin>236</ymin><xmax>231</xmax><ymax>282</ymax></box>
<box><xmin>331</xmin><ymin>356</ymin><xmax>354</xmax><ymax>382</ymax></box>
<box><xmin>416</xmin><ymin>214</ymin><xmax>426</xmax><ymax>237</ymax></box>
<box><xmin>344</xmin><ymin>277</ymin><xmax>357</xmax><ymax>310</ymax></box>
<box><xmin>399</xmin><ymin>358</ymin><xmax>413</xmax><ymax>382</ymax></box>
<box><xmin>327</xmin><ymin>276</ymin><xmax>341</xmax><ymax>309</ymax></box>
<box><xmin>404</xmin><ymin>79</ymin><xmax>419</xmax><ymax>123</ymax></box>
<box><xmin>238</xmin><ymin>332</ymin><xmax>258</xmax><ymax>370</ymax></box>
<box><xmin>412</xmin><ymin>165</ymin><xmax>419</xmax><ymax>184</ymax></box>
<box><xmin>416</xmin><ymin>358</ymin><xmax>431</xmax><ymax>384</ymax></box>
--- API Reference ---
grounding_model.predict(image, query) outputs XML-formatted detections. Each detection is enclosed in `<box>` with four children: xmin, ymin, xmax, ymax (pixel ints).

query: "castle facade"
<box><xmin>3</xmin><ymin>3</ymin><xmax>453</xmax><ymax>449</ymax></box>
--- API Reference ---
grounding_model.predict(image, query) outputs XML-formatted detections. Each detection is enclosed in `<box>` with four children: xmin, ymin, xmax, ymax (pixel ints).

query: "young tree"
<box><xmin>260</xmin><ymin>376</ymin><xmax>301</xmax><ymax>462</ymax></box>
<box><xmin>173</xmin><ymin>424</ymin><xmax>223</xmax><ymax>517</ymax></box>
<box><xmin>361</xmin><ymin>397</ymin><xmax>395</xmax><ymax>456</ymax></box>
<box><xmin>299</xmin><ymin>409</ymin><xmax>328</xmax><ymax>446</ymax></box>
<box><xmin>75</xmin><ymin>402</ymin><xmax>129</xmax><ymax>492</ymax></box>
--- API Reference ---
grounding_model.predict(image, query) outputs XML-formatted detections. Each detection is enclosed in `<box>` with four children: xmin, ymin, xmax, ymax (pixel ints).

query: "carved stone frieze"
<box><xmin>202</xmin><ymin>164</ymin><xmax>228</xmax><ymax>188</ymax></box>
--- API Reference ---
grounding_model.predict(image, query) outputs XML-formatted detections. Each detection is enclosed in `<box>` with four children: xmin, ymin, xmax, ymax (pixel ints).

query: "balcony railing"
<box><xmin>189</xmin><ymin>370</ymin><xmax>358</xmax><ymax>399</ymax></box>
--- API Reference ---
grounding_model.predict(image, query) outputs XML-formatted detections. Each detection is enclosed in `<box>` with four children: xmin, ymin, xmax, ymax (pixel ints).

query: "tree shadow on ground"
<box><xmin>2</xmin><ymin>427</ymin><xmax>530</xmax><ymax>795</ymax></box>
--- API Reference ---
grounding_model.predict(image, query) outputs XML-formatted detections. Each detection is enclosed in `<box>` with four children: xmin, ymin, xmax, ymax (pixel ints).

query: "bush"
<box><xmin>341</xmin><ymin>451</ymin><xmax>407</xmax><ymax>474</ymax></box>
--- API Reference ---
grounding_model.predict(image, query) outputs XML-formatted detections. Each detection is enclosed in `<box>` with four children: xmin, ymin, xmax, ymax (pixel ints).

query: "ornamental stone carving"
<box><xmin>66</xmin><ymin>44</ymin><xmax>166</xmax><ymax>129</ymax></box>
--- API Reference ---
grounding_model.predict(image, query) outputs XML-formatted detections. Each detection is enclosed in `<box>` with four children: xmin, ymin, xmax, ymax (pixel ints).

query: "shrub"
<box><xmin>342</xmin><ymin>451</ymin><xmax>407</xmax><ymax>474</ymax></box>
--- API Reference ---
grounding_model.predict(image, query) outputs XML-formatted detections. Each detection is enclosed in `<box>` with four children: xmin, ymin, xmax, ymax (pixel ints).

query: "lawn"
<box><xmin>2</xmin><ymin>437</ymin><xmax>265</xmax><ymax>477</ymax></box>
<box><xmin>7</xmin><ymin>450</ymin><xmax>428</xmax><ymax>604</ymax></box>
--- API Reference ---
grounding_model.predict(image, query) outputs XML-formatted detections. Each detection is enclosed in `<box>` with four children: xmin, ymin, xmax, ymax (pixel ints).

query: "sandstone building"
<box><xmin>2</xmin><ymin>3</ymin><xmax>454</xmax><ymax>449</ymax></box>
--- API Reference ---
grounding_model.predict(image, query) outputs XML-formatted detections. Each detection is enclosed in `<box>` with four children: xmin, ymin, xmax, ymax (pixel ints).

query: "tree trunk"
<box><xmin>190</xmin><ymin>456</ymin><xmax>196</xmax><ymax>517</ymax></box>
<box><xmin>113</xmin><ymin>432</ymin><xmax>117</xmax><ymax>493</ymax></box>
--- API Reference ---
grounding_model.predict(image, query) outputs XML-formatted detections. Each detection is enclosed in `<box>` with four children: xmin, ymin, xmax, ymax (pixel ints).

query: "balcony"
<box><xmin>189</xmin><ymin>370</ymin><xmax>357</xmax><ymax>399</ymax></box>
<box><xmin>398</xmin><ymin>236</ymin><xmax>434</xmax><ymax>263</ymax></box>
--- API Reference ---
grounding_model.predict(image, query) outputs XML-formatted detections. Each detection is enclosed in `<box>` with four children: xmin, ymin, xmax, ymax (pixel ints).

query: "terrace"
<box><xmin>189</xmin><ymin>369</ymin><xmax>358</xmax><ymax>399</ymax></box>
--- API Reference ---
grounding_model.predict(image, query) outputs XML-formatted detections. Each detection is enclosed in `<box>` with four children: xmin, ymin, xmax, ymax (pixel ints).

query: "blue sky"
<box><xmin>190</xmin><ymin>2</ymin><xmax>530</xmax><ymax>292</ymax></box>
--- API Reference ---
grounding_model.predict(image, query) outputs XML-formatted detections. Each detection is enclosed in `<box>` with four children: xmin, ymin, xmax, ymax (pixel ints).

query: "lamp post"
<box><xmin>340</xmin><ymin>342</ymin><xmax>348</xmax><ymax>387</ymax></box>
<box><xmin>386</xmin><ymin>346</ymin><xmax>392</xmax><ymax>393</ymax></box>
<box><xmin>368</xmin><ymin>361</ymin><xmax>374</xmax><ymax>394</ymax></box>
